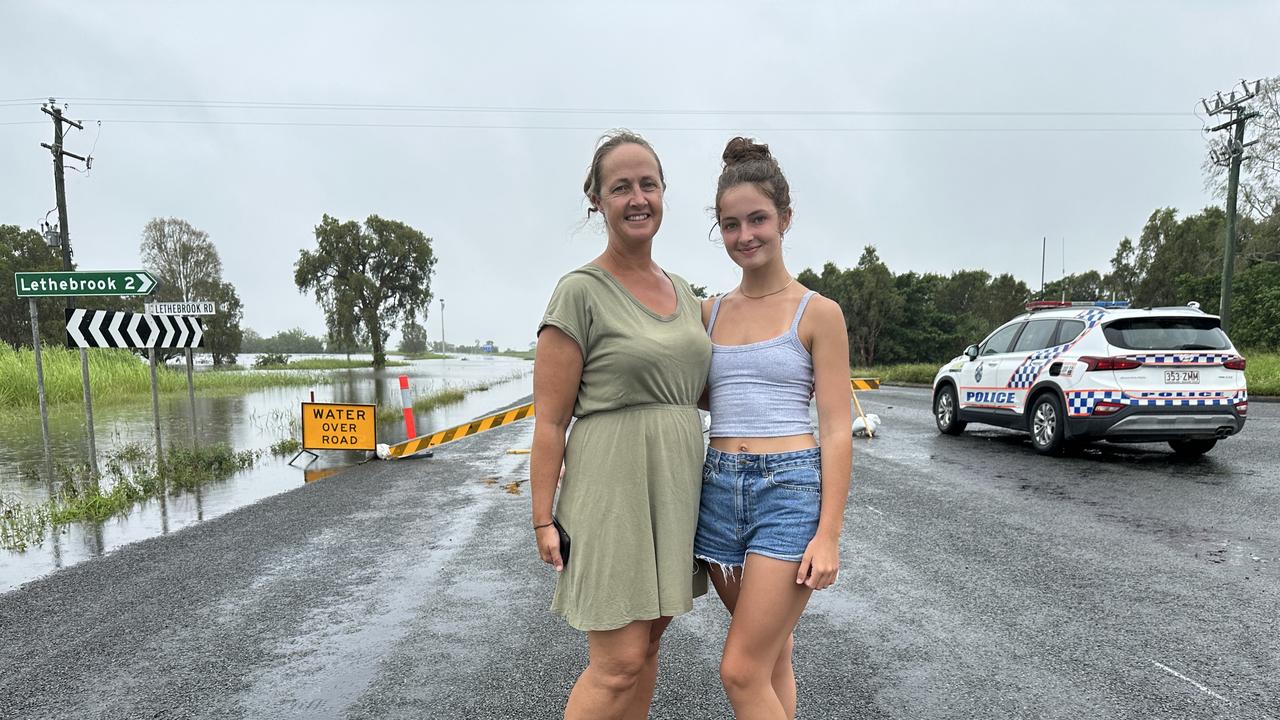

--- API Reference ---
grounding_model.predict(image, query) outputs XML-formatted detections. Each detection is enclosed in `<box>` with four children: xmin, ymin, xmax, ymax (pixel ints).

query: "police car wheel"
<box><xmin>1028</xmin><ymin>393</ymin><xmax>1066</xmax><ymax>455</ymax></box>
<box><xmin>934</xmin><ymin>385</ymin><xmax>966</xmax><ymax>435</ymax></box>
<box><xmin>1168</xmin><ymin>438</ymin><xmax>1216</xmax><ymax>457</ymax></box>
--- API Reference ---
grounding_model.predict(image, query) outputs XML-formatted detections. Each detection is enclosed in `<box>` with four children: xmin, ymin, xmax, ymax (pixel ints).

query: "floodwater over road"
<box><xmin>0</xmin><ymin>353</ymin><xmax>533</xmax><ymax>592</ymax></box>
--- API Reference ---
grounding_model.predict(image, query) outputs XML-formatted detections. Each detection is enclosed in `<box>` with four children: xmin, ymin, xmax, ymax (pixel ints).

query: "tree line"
<box><xmin>799</xmin><ymin>204</ymin><xmax>1279</xmax><ymax>368</ymax></box>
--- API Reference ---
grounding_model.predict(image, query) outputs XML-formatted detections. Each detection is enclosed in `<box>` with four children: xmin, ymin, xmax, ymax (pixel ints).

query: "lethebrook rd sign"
<box><xmin>145</xmin><ymin>301</ymin><xmax>217</xmax><ymax>315</ymax></box>
<box><xmin>15</xmin><ymin>271</ymin><xmax>157</xmax><ymax>298</ymax></box>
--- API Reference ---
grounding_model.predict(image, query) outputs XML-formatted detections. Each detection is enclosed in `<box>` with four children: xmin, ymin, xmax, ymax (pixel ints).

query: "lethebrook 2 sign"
<box><xmin>301</xmin><ymin>402</ymin><xmax>377</xmax><ymax>451</ymax></box>
<box><xmin>15</xmin><ymin>270</ymin><xmax>157</xmax><ymax>297</ymax></box>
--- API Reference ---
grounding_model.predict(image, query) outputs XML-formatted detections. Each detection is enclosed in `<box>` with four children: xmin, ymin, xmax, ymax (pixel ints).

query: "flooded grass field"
<box><xmin>0</xmin><ymin>353</ymin><xmax>533</xmax><ymax>591</ymax></box>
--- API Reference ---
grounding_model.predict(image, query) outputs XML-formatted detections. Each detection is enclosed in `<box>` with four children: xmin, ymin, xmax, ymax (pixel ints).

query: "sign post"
<box><xmin>145</xmin><ymin>299</ymin><xmax>218</xmax><ymax>449</ymax></box>
<box><xmin>16</xmin><ymin>270</ymin><xmax>157</xmax><ymax>475</ymax></box>
<box><xmin>28</xmin><ymin>298</ymin><xmax>54</xmax><ymax>483</ymax></box>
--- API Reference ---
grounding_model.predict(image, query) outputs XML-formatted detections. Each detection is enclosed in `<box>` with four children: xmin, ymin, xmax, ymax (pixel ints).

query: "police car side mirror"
<box><xmin>964</xmin><ymin>345</ymin><xmax>979</xmax><ymax>361</ymax></box>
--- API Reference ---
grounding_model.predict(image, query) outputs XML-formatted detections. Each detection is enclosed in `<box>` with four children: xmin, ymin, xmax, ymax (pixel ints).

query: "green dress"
<box><xmin>540</xmin><ymin>263</ymin><xmax>712</xmax><ymax>631</ymax></box>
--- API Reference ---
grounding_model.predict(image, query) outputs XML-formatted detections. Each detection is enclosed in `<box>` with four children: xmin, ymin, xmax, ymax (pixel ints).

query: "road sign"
<box><xmin>145</xmin><ymin>300</ymin><xmax>217</xmax><ymax>315</ymax></box>
<box><xmin>302</xmin><ymin>402</ymin><xmax>377</xmax><ymax>451</ymax></box>
<box><xmin>15</xmin><ymin>270</ymin><xmax>157</xmax><ymax>297</ymax></box>
<box><xmin>66</xmin><ymin>308</ymin><xmax>204</xmax><ymax>349</ymax></box>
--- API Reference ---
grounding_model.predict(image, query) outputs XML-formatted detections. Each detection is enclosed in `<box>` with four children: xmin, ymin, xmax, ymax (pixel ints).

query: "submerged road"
<box><xmin>1</xmin><ymin>388</ymin><xmax>1276</xmax><ymax>719</ymax></box>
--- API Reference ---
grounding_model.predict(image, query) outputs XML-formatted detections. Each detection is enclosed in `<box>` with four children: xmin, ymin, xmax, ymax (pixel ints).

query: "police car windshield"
<box><xmin>1102</xmin><ymin>317</ymin><xmax>1230</xmax><ymax>351</ymax></box>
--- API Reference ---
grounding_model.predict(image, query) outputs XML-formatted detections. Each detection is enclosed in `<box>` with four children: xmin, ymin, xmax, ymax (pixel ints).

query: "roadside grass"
<box><xmin>1243</xmin><ymin>351</ymin><xmax>1279</xmax><ymax>396</ymax></box>
<box><xmin>854</xmin><ymin>351</ymin><xmax>1280</xmax><ymax>395</ymax></box>
<box><xmin>395</xmin><ymin>352</ymin><xmax>452</xmax><ymax>360</ymax></box>
<box><xmin>850</xmin><ymin>363</ymin><xmax>938</xmax><ymax>386</ymax></box>
<box><xmin>0</xmin><ymin>346</ymin><xmax>330</xmax><ymax>409</ymax></box>
<box><xmin>493</xmin><ymin>350</ymin><xmax>536</xmax><ymax>360</ymax></box>
<box><xmin>2</xmin><ymin>442</ymin><xmax>262</xmax><ymax>551</ymax></box>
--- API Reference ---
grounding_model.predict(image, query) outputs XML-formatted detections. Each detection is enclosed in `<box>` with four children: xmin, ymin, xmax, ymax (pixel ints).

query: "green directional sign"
<box><xmin>15</xmin><ymin>270</ymin><xmax>158</xmax><ymax>298</ymax></box>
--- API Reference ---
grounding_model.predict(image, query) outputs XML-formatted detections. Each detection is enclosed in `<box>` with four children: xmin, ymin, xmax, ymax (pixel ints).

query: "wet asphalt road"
<box><xmin>1</xmin><ymin>388</ymin><xmax>1276</xmax><ymax>719</ymax></box>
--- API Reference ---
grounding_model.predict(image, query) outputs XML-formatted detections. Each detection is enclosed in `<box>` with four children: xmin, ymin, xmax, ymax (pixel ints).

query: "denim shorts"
<box><xmin>694</xmin><ymin>446</ymin><xmax>822</xmax><ymax>570</ymax></box>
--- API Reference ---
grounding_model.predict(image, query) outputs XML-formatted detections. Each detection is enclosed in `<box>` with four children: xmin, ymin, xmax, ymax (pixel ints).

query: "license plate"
<box><xmin>1164</xmin><ymin>370</ymin><xmax>1200</xmax><ymax>384</ymax></box>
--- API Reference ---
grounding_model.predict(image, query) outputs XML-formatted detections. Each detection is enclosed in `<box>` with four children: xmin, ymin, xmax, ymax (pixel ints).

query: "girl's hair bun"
<box><xmin>722</xmin><ymin>136</ymin><xmax>772</xmax><ymax>166</ymax></box>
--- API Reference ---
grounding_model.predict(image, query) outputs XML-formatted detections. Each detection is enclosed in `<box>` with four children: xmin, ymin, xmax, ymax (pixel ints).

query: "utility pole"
<box><xmin>1202</xmin><ymin>79</ymin><xmax>1263</xmax><ymax>334</ymax></box>
<box><xmin>40</xmin><ymin>98</ymin><xmax>100</xmax><ymax>476</ymax></box>
<box><xmin>439</xmin><ymin>297</ymin><xmax>446</xmax><ymax>354</ymax></box>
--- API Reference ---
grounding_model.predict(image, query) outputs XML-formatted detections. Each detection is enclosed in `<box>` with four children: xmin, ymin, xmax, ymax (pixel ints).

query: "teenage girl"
<box><xmin>695</xmin><ymin>137</ymin><xmax>853</xmax><ymax>720</ymax></box>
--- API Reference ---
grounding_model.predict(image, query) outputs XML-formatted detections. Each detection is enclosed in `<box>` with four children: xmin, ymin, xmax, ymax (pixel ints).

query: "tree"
<box><xmin>399</xmin><ymin>321</ymin><xmax>429</xmax><ymax>354</ymax></box>
<box><xmin>141</xmin><ymin>218</ymin><xmax>224</xmax><ymax>299</ymax></box>
<box><xmin>295</xmin><ymin>214</ymin><xmax>437</xmax><ymax>369</ymax></box>
<box><xmin>846</xmin><ymin>247</ymin><xmax>901</xmax><ymax>367</ymax></box>
<box><xmin>0</xmin><ymin>225</ymin><xmax>66</xmax><ymax>349</ymax></box>
<box><xmin>139</xmin><ymin>217</ymin><xmax>244</xmax><ymax>362</ymax></box>
<box><xmin>202</xmin><ymin>280</ymin><xmax>243</xmax><ymax>365</ymax></box>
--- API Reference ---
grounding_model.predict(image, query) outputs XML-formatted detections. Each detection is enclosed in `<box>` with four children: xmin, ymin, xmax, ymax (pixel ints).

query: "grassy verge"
<box><xmin>1242</xmin><ymin>351</ymin><xmax>1279</xmax><ymax>396</ymax></box>
<box><xmin>1</xmin><ymin>442</ymin><xmax>263</xmax><ymax>551</ymax></box>
<box><xmin>854</xmin><ymin>351</ymin><xmax>1280</xmax><ymax>395</ymax></box>
<box><xmin>850</xmin><ymin>363</ymin><xmax>938</xmax><ymax>386</ymax></box>
<box><xmin>396</xmin><ymin>352</ymin><xmax>452</xmax><ymax>360</ymax></box>
<box><xmin>493</xmin><ymin>350</ymin><xmax>535</xmax><ymax>360</ymax></box>
<box><xmin>0</xmin><ymin>346</ymin><xmax>330</xmax><ymax>409</ymax></box>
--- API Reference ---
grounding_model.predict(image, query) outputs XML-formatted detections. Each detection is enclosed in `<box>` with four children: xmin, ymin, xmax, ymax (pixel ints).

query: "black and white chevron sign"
<box><xmin>65</xmin><ymin>308</ymin><xmax>205</xmax><ymax>349</ymax></box>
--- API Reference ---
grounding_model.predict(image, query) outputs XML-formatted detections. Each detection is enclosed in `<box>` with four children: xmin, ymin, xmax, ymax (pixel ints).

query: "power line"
<box><xmin>1</xmin><ymin>96</ymin><xmax>1192</xmax><ymax>117</ymax></box>
<box><xmin>0</xmin><ymin>118</ymin><xmax>1205</xmax><ymax>132</ymax></box>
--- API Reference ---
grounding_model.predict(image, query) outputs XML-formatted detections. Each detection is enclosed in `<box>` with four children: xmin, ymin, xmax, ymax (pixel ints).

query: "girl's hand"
<box><xmin>796</xmin><ymin>535</ymin><xmax>839</xmax><ymax>590</ymax></box>
<box><xmin>536</xmin><ymin>525</ymin><xmax>563</xmax><ymax>572</ymax></box>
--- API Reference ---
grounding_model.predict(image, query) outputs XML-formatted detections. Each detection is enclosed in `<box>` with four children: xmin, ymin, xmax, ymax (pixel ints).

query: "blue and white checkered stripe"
<box><xmin>1066</xmin><ymin>390</ymin><xmax>1247</xmax><ymax>416</ymax></box>
<box><xmin>1129</xmin><ymin>353</ymin><xmax>1236</xmax><ymax>365</ymax></box>
<box><xmin>1076</xmin><ymin>308</ymin><xmax>1108</xmax><ymax>327</ymax></box>
<box><xmin>1008</xmin><ymin>341</ymin><xmax>1074</xmax><ymax>388</ymax></box>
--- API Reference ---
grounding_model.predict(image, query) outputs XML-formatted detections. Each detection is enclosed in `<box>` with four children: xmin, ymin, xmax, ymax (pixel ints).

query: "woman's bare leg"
<box><xmin>565</xmin><ymin>619</ymin><xmax>663</xmax><ymax>720</ymax></box>
<box><xmin>620</xmin><ymin>616</ymin><xmax>673</xmax><ymax>720</ymax></box>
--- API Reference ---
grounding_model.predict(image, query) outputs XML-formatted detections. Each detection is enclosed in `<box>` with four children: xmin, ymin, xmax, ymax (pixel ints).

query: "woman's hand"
<box><xmin>536</xmin><ymin>525</ymin><xmax>564</xmax><ymax>572</ymax></box>
<box><xmin>796</xmin><ymin>534</ymin><xmax>839</xmax><ymax>590</ymax></box>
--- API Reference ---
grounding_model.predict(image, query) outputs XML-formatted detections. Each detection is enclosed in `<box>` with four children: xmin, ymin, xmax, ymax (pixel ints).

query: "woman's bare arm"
<box><xmin>530</xmin><ymin>326</ymin><xmax>583</xmax><ymax>571</ymax></box>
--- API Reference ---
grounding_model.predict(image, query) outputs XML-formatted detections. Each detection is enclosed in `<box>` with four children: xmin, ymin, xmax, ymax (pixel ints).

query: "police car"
<box><xmin>931</xmin><ymin>301</ymin><xmax>1248</xmax><ymax>456</ymax></box>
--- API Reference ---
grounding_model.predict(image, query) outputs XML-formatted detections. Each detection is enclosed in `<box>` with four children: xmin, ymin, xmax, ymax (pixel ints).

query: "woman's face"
<box><xmin>718</xmin><ymin>183</ymin><xmax>790</xmax><ymax>270</ymax></box>
<box><xmin>593</xmin><ymin>143</ymin><xmax>664</xmax><ymax>247</ymax></box>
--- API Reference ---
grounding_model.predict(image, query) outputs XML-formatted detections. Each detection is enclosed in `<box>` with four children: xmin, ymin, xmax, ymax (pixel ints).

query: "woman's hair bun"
<box><xmin>722</xmin><ymin>136</ymin><xmax>771</xmax><ymax>166</ymax></box>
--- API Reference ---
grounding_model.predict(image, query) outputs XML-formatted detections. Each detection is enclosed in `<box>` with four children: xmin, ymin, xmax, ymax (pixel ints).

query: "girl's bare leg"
<box><xmin>709</xmin><ymin>562</ymin><xmax>806</xmax><ymax>720</ymax></box>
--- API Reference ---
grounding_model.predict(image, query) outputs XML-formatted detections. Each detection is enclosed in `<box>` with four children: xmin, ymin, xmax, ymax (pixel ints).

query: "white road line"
<box><xmin>1149</xmin><ymin>659</ymin><xmax>1227</xmax><ymax>702</ymax></box>
<box><xmin>865</xmin><ymin>504</ymin><xmax>884</xmax><ymax>516</ymax></box>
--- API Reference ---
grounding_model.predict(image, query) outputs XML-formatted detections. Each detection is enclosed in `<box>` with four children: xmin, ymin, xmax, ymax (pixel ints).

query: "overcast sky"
<box><xmin>2</xmin><ymin>1</ymin><xmax>1276</xmax><ymax>349</ymax></box>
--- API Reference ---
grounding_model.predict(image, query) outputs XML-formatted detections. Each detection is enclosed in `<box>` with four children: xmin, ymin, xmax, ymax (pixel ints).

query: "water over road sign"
<box><xmin>302</xmin><ymin>402</ymin><xmax>377</xmax><ymax>451</ymax></box>
<box><xmin>16</xmin><ymin>270</ymin><xmax>157</xmax><ymax>297</ymax></box>
<box><xmin>66</xmin><ymin>308</ymin><xmax>204</xmax><ymax>349</ymax></box>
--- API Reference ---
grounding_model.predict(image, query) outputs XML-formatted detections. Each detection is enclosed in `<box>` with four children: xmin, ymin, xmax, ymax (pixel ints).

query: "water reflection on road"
<box><xmin>0</xmin><ymin>353</ymin><xmax>533</xmax><ymax>592</ymax></box>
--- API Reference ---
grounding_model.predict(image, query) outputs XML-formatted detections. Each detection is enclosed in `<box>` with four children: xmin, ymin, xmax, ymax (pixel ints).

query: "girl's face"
<box><xmin>592</xmin><ymin>143</ymin><xmax>664</xmax><ymax>247</ymax></box>
<box><xmin>718</xmin><ymin>183</ymin><xmax>791</xmax><ymax>270</ymax></box>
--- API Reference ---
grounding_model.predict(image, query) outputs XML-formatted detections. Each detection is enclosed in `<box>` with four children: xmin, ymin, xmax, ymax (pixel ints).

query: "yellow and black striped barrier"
<box><xmin>850</xmin><ymin>377</ymin><xmax>880</xmax><ymax>438</ymax></box>
<box><xmin>385</xmin><ymin>402</ymin><xmax>535</xmax><ymax>458</ymax></box>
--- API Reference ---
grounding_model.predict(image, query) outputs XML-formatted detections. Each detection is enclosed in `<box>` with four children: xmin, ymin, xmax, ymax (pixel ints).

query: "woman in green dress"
<box><xmin>531</xmin><ymin>130</ymin><xmax>712</xmax><ymax>719</ymax></box>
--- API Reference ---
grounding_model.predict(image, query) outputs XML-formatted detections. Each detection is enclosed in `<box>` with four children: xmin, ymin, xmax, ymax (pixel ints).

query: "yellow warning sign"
<box><xmin>850</xmin><ymin>377</ymin><xmax>881</xmax><ymax>391</ymax></box>
<box><xmin>302</xmin><ymin>402</ymin><xmax>377</xmax><ymax>451</ymax></box>
<box><xmin>386</xmin><ymin>402</ymin><xmax>534</xmax><ymax>458</ymax></box>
